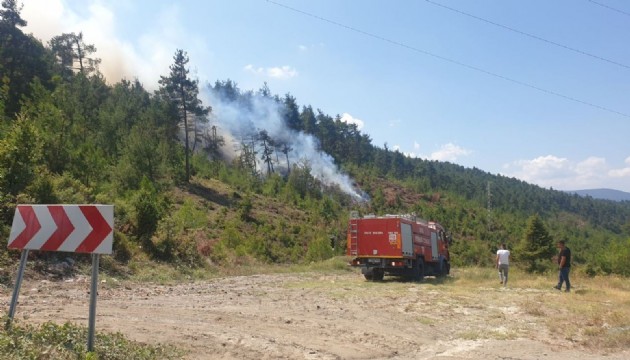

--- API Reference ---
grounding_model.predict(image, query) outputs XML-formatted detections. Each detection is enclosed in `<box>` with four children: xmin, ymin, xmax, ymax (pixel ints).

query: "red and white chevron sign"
<box><xmin>8</xmin><ymin>205</ymin><xmax>114</xmax><ymax>254</ymax></box>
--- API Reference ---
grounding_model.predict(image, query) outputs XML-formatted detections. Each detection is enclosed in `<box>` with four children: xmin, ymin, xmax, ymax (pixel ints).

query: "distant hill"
<box><xmin>568</xmin><ymin>188</ymin><xmax>630</xmax><ymax>202</ymax></box>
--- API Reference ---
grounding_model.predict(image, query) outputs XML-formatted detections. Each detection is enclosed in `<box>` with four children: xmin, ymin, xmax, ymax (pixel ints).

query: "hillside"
<box><xmin>569</xmin><ymin>188</ymin><xmax>630</xmax><ymax>202</ymax></box>
<box><xmin>1</xmin><ymin>6</ymin><xmax>630</xmax><ymax>279</ymax></box>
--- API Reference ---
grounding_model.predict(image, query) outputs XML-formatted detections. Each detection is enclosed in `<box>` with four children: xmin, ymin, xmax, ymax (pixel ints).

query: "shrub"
<box><xmin>149</xmin><ymin>198</ymin><xmax>209</xmax><ymax>268</ymax></box>
<box><xmin>306</xmin><ymin>236</ymin><xmax>334</xmax><ymax>263</ymax></box>
<box><xmin>132</xmin><ymin>177</ymin><xmax>167</xmax><ymax>245</ymax></box>
<box><xmin>112</xmin><ymin>230</ymin><xmax>135</xmax><ymax>263</ymax></box>
<box><xmin>262</xmin><ymin>173</ymin><xmax>284</xmax><ymax>197</ymax></box>
<box><xmin>238</xmin><ymin>195</ymin><xmax>253</xmax><ymax>221</ymax></box>
<box><xmin>0</xmin><ymin>320</ymin><xmax>181</xmax><ymax>359</ymax></box>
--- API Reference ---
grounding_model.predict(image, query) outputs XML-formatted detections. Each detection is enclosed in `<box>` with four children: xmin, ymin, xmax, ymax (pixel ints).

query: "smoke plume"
<box><xmin>203</xmin><ymin>88</ymin><xmax>367</xmax><ymax>201</ymax></box>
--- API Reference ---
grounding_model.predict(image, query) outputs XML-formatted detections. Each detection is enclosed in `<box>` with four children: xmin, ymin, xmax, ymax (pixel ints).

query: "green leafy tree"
<box><xmin>300</xmin><ymin>105</ymin><xmax>317</xmax><ymax>135</ymax></box>
<box><xmin>516</xmin><ymin>214</ymin><xmax>556</xmax><ymax>273</ymax></box>
<box><xmin>133</xmin><ymin>177</ymin><xmax>166</xmax><ymax>247</ymax></box>
<box><xmin>49</xmin><ymin>32</ymin><xmax>101</xmax><ymax>78</ymax></box>
<box><xmin>372</xmin><ymin>144</ymin><xmax>391</xmax><ymax>176</ymax></box>
<box><xmin>0</xmin><ymin>8</ymin><xmax>53</xmax><ymax>117</ymax></box>
<box><xmin>282</xmin><ymin>93</ymin><xmax>301</xmax><ymax>131</ymax></box>
<box><xmin>158</xmin><ymin>49</ymin><xmax>210</xmax><ymax>182</ymax></box>
<box><xmin>97</xmin><ymin>79</ymin><xmax>151</xmax><ymax>160</ymax></box>
<box><xmin>450</xmin><ymin>238</ymin><xmax>492</xmax><ymax>267</ymax></box>
<box><xmin>200</xmin><ymin>125</ymin><xmax>224</xmax><ymax>160</ymax></box>
<box><xmin>115</xmin><ymin>124</ymin><xmax>162</xmax><ymax>190</ymax></box>
<box><xmin>0</xmin><ymin>0</ymin><xmax>26</xmax><ymax>28</ymax></box>
<box><xmin>20</xmin><ymin>79</ymin><xmax>70</xmax><ymax>173</ymax></box>
<box><xmin>319</xmin><ymin>196</ymin><xmax>337</xmax><ymax>222</ymax></box>
<box><xmin>287</xmin><ymin>160</ymin><xmax>320</xmax><ymax>200</ymax></box>
<box><xmin>0</xmin><ymin>114</ymin><xmax>41</xmax><ymax>195</ymax></box>
<box><xmin>0</xmin><ymin>74</ymin><xmax>9</xmax><ymax>124</ymax></box>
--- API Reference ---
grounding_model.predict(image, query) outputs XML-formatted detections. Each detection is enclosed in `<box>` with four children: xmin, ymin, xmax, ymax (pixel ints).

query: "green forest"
<box><xmin>1</xmin><ymin>1</ymin><xmax>629</xmax><ymax>279</ymax></box>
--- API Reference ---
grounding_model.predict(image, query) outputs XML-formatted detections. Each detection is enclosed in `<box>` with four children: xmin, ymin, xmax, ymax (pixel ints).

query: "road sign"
<box><xmin>8</xmin><ymin>205</ymin><xmax>114</xmax><ymax>254</ymax></box>
<box><xmin>6</xmin><ymin>204</ymin><xmax>114</xmax><ymax>352</ymax></box>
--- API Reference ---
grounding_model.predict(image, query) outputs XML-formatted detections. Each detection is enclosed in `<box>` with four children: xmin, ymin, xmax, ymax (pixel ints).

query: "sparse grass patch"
<box><xmin>0</xmin><ymin>320</ymin><xmax>182</xmax><ymax>359</ymax></box>
<box><xmin>457</xmin><ymin>328</ymin><xmax>516</xmax><ymax>341</ymax></box>
<box><xmin>521</xmin><ymin>298</ymin><xmax>546</xmax><ymax>317</ymax></box>
<box><xmin>417</xmin><ymin>316</ymin><xmax>435</xmax><ymax>325</ymax></box>
<box><xmin>303</xmin><ymin>256</ymin><xmax>354</xmax><ymax>273</ymax></box>
<box><xmin>488</xmin><ymin>329</ymin><xmax>518</xmax><ymax>340</ymax></box>
<box><xmin>128</xmin><ymin>258</ymin><xmax>218</xmax><ymax>284</ymax></box>
<box><xmin>458</xmin><ymin>330</ymin><xmax>482</xmax><ymax>341</ymax></box>
<box><xmin>601</xmin><ymin>327</ymin><xmax>630</xmax><ymax>349</ymax></box>
<box><xmin>449</xmin><ymin>266</ymin><xmax>496</xmax><ymax>285</ymax></box>
<box><xmin>403</xmin><ymin>303</ymin><xmax>415</xmax><ymax>313</ymax></box>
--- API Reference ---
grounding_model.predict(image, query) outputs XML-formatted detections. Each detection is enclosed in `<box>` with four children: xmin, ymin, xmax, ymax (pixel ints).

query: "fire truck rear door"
<box><xmin>431</xmin><ymin>232</ymin><xmax>439</xmax><ymax>260</ymax></box>
<box><xmin>401</xmin><ymin>222</ymin><xmax>413</xmax><ymax>257</ymax></box>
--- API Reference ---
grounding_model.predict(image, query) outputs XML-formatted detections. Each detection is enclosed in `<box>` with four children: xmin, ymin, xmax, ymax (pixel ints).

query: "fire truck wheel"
<box><xmin>438</xmin><ymin>260</ymin><xmax>448</xmax><ymax>278</ymax></box>
<box><xmin>364</xmin><ymin>269</ymin><xmax>384</xmax><ymax>281</ymax></box>
<box><xmin>413</xmin><ymin>258</ymin><xmax>424</xmax><ymax>282</ymax></box>
<box><xmin>372</xmin><ymin>268</ymin><xmax>384</xmax><ymax>281</ymax></box>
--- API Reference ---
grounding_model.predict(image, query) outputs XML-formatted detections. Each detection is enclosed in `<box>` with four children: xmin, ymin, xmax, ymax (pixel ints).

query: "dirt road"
<box><xmin>2</xmin><ymin>270</ymin><xmax>628</xmax><ymax>359</ymax></box>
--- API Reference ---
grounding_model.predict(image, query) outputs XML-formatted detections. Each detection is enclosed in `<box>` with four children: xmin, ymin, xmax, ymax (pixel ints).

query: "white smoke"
<box><xmin>203</xmin><ymin>89</ymin><xmax>366</xmax><ymax>201</ymax></box>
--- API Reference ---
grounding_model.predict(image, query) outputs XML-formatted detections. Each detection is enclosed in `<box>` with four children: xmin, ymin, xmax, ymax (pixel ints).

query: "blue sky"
<box><xmin>21</xmin><ymin>0</ymin><xmax>630</xmax><ymax>192</ymax></box>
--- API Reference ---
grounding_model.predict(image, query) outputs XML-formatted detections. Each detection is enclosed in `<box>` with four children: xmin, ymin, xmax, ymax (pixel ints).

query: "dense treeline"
<box><xmin>1</xmin><ymin>1</ymin><xmax>629</xmax><ymax>276</ymax></box>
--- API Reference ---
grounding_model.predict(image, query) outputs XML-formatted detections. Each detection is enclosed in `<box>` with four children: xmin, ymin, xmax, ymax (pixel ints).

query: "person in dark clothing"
<box><xmin>554</xmin><ymin>240</ymin><xmax>571</xmax><ymax>292</ymax></box>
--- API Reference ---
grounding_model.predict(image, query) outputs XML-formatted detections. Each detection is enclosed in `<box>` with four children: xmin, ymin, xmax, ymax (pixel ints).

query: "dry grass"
<box><xmin>127</xmin><ymin>259</ymin><xmax>629</xmax><ymax>352</ymax></box>
<box><xmin>446</xmin><ymin>267</ymin><xmax>630</xmax><ymax>350</ymax></box>
<box><xmin>302</xmin><ymin>265</ymin><xmax>630</xmax><ymax>352</ymax></box>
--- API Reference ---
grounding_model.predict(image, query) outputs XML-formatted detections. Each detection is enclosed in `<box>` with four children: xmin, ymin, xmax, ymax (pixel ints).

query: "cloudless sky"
<box><xmin>21</xmin><ymin>0</ymin><xmax>630</xmax><ymax>192</ymax></box>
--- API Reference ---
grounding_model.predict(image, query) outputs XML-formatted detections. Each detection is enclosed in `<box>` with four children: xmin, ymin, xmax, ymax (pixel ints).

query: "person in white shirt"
<box><xmin>496</xmin><ymin>243</ymin><xmax>510</xmax><ymax>287</ymax></box>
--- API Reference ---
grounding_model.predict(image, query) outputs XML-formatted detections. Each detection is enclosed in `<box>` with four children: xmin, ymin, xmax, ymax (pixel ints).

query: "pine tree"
<box><xmin>0</xmin><ymin>114</ymin><xmax>41</xmax><ymax>195</ymax></box>
<box><xmin>49</xmin><ymin>32</ymin><xmax>101</xmax><ymax>78</ymax></box>
<box><xmin>158</xmin><ymin>49</ymin><xmax>210</xmax><ymax>182</ymax></box>
<box><xmin>516</xmin><ymin>214</ymin><xmax>556</xmax><ymax>273</ymax></box>
<box><xmin>0</xmin><ymin>1</ymin><xmax>52</xmax><ymax>117</ymax></box>
<box><xmin>0</xmin><ymin>0</ymin><xmax>27</xmax><ymax>28</ymax></box>
<box><xmin>258</xmin><ymin>129</ymin><xmax>275</xmax><ymax>176</ymax></box>
<box><xmin>282</xmin><ymin>93</ymin><xmax>301</xmax><ymax>131</ymax></box>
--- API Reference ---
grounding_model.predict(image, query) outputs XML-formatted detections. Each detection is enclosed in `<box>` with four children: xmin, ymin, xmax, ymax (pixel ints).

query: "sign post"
<box><xmin>87</xmin><ymin>253</ymin><xmax>100</xmax><ymax>351</ymax></box>
<box><xmin>6</xmin><ymin>249</ymin><xmax>29</xmax><ymax>328</ymax></box>
<box><xmin>6</xmin><ymin>204</ymin><xmax>114</xmax><ymax>352</ymax></box>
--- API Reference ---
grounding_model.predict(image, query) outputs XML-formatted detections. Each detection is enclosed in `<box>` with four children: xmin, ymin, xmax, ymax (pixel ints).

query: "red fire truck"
<box><xmin>347</xmin><ymin>213</ymin><xmax>451</xmax><ymax>281</ymax></box>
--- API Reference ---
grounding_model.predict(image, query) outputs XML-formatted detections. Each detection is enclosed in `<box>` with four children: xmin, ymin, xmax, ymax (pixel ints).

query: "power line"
<box><xmin>425</xmin><ymin>0</ymin><xmax>630</xmax><ymax>70</ymax></box>
<box><xmin>265</xmin><ymin>0</ymin><xmax>630</xmax><ymax>118</ymax></box>
<box><xmin>587</xmin><ymin>0</ymin><xmax>630</xmax><ymax>17</ymax></box>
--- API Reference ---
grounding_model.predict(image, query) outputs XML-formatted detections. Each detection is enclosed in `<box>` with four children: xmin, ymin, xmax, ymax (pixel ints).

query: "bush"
<box><xmin>132</xmin><ymin>177</ymin><xmax>167</xmax><ymax>245</ymax></box>
<box><xmin>450</xmin><ymin>238</ymin><xmax>493</xmax><ymax>267</ymax></box>
<box><xmin>238</xmin><ymin>195</ymin><xmax>253</xmax><ymax>221</ymax></box>
<box><xmin>149</xmin><ymin>199</ymin><xmax>209</xmax><ymax>268</ymax></box>
<box><xmin>262</xmin><ymin>173</ymin><xmax>285</xmax><ymax>197</ymax></box>
<box><xmin>306</xmin><ymin>236</ymin><xmax>334</xmax><ymax>263</ymax></box>
<box><xmin>112</xmin><ymin>230</ymin><xmax>135</xmax><ymax>263</ymax></box>
<box><xmin>599</xmin><ymin>238</ymin><xmax>630</xmax><ymax>276</ymax></box>
<box><xmin>27</xmin><ymin>170</ymin><xmax>58</xmax><ymax>203</ymax></box>
<box><xmin>0</xmin><ymin>320</ymin><xmax>181</xmax><ymax>359</ymax></box>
